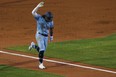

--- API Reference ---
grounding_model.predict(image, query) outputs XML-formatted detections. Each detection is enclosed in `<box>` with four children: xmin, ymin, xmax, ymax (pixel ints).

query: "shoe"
<box><xmin>28</xmin><ymin>42</ymin><xmax>35</xmax><ymax>50</ymax></box>
<box><xmin>39</xmin><ymin>63</ymin><xmax>45</xmax><ymax>69</ymax></box>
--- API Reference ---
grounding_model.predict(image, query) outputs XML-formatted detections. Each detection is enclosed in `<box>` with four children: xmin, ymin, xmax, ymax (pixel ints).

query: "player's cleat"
<box><xmin>39</xmin><ymin>63</ymin><xmax>45</xmax><ymax>69</ymax></box>
<box><xmin>28</xmin><ymin>42</ymin><xmax>35</xmax><ymax>50</ymax></box>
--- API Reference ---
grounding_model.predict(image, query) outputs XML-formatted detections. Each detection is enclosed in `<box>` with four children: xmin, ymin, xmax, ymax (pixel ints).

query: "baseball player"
<box><xmin>29</xmin><ymin>2</ymin><xmax>54</xmax><ymax>69</ymax></box>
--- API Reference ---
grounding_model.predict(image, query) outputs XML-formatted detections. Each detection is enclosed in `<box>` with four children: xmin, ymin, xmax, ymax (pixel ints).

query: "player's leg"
<box><xmin>29</xmin><ymin>33</ymin><xmax>40</xmax><ymax>52</ymax></box>
<box><xmin>34</xmin><ymin>45</ymin><xmax>40</xmax><ymax>52</ymax></box>
<box><xmin>28</xmin><ymin>42</ymin><xmax>35</xmax><ymax>50</ymax></box>
<box><xmin>39</xmin><ymin>37</ymin><xmax>48</xmax><ymax>64</ymax></box>
<box><xmin>37</xmin><ymin>34</ymin><xmax>46</xmax><ymax>69</ymax></box>
<box><xmin>39</xmin><ymin>51</ymin><xmax>44</xmax><ymax>63</ymax></box>
<box><xmin>32</xmin><ymin>33</ymin><xmax>40</xmax><ymax>52</ymax></box>
<box><xmin>28</xmin><ymin>42</ymin><xmax>40</xmax><ymax>52</ymax></box>
<box><xmin>38</xmin><ymin>40</ymin><xmax>45</xmax><ymax>64</ymax></box>
<box><xmin>44</xmin><ymin>37</ymin><xmax>48</xmax><ymax>51</ymax></box>
<box><xmin>38</xmin><ymin>36</ymin><xmax>48</xmax><ymax>69</ymax></box>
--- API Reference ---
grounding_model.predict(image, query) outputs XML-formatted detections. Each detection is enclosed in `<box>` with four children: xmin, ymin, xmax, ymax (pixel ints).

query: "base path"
<box><xmin>0</xmin><ymin>50</ymin><xmax>116</xmax><ymax>77</ymax></box>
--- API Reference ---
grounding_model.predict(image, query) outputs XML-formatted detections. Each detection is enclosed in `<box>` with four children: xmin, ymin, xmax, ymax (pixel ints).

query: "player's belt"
<box><xmin>39</xmin><ymin>33</ymin><xmax>48</xmax><ymax>37</ymax></box>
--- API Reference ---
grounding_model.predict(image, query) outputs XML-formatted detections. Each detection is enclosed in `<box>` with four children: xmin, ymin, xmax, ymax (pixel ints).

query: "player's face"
<box><xmin>45</xmin><ymin>16</ymin><xmax>53</xmax><ymax>22</ymax></box>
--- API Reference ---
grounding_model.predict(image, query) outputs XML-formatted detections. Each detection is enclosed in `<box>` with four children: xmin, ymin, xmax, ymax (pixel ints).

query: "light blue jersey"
<box><xmin>33</xmin><ymin>14</ymin><xmax>54</xmax><ymax>51</ymax></box>
<box><xmin>35</xmin><ymin>14</ymin><xmax>54</xmax><ymax>35</ymax></box>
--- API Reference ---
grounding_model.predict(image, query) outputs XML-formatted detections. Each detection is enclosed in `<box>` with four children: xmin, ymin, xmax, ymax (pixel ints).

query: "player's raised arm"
<box><xmin>32</xmin><ymin>2</ymin><xmax>44</xmax><ymax>17</ymax></box>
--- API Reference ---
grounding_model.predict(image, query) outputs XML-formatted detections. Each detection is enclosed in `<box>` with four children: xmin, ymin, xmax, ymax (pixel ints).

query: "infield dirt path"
<box><xmin>0</xmin><ymin>50</ymin><xmax>116</xmax><ymax>77</ymax></box>
<box><xmin>0</xmin><ymin>0</ymin><xmax>116</xmax><ymax>77</ymax></box>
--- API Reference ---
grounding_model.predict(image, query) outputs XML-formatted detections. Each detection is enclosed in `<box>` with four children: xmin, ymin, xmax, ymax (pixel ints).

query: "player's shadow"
<box><xmin>46</xmin><ymin>63</ymin><xmax>67</xmax><ymax>69</ymax></box>
<box><xmin>11</xmin><ymin>59</ymin><xmax>38</xmax><ymax>66</ymax></box>
<box><xmin>0</xmin><ymin>59</ymin><xmax>38</xmax><ymax>71</ymax></box>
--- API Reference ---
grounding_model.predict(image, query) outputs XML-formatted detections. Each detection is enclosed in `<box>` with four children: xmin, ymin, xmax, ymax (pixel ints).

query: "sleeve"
<box><xmin>50</xmin><ymin>21</ymin><xmax>54</xmax><ymax>28</ymax></box>
<box><xmin>33</xmin><ymin>13</ymin><xmax>41</xmax><ymax>20</ymax></box>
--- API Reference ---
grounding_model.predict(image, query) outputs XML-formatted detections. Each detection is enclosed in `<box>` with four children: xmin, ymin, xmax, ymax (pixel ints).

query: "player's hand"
<box><xmin>50</xmin><ymin>36</ymin><xmax>53</xmax><ymax>42</ymax></box>
<box><xmin>37</xmin><ymin>2</ymin><xmax>44</xmax><ymax>7</ymax></box>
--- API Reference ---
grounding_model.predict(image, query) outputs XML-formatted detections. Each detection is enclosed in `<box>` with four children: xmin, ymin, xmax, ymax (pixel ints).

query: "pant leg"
<box><xmin>44</xmin><ymin>37</ymin><xmax>48</xmax><ymax>51</ymax></box>
<box><xmin>36</xmin><ymin>33</ymin><xmax>48</xmax><ymax>52</ymax></box>
<box><xmin>36</xmin><ymin>33</ymin><xmax>48</xmax><ymax>63</ymax></box>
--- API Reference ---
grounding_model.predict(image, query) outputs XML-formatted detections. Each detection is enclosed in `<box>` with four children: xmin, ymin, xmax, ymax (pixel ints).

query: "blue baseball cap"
<box><xmin>45</xmin><ymin>12</ymin><xmax>53</xmax><ymax>18</ymax></box>
<box><xmin>44</xmin><ymin>12</ymin><xmax>53</xmax><ymax>22</ymax></box>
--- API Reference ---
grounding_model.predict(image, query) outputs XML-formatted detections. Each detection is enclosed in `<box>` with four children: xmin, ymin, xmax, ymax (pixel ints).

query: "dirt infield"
<box><xmin>0</xmin><ymin>0</ymin><xmax>116</xmax><ymax>77</ymax></box>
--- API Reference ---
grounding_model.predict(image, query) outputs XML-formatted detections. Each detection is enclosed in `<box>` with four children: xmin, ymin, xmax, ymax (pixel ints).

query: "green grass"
<box><xmin>7</xmin><ymin>34</ymin><xmax>116</xmax><ymax>69</ymax></box>
<box><xmin>0</xmin><ymin>65</ymin><xmax>64</xmax><ymax>77</ymax></box>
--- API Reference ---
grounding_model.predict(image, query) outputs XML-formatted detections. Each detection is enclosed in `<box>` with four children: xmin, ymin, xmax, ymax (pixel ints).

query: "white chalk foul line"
<box><xmin>0</xmin><ymin>50</ymin><xmax>116</xmax><ymax>74</ymax></box>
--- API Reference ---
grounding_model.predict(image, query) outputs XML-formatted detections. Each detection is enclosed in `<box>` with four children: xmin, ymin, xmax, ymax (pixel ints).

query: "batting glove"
<box><xmin>50</xmin><ymin>36</ymin><xmax>53</xmax><ymax>42</ymax></box>
<box><xmin>37</xmin><ymin>2</ymin><xmax>44</xmax><ymax>7</ymax></box>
